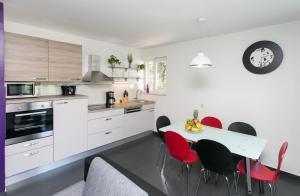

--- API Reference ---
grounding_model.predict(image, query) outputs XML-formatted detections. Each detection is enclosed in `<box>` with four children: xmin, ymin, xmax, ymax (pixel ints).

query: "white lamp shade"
<box><xmin>190</xmin><ymin>52</ymin><xmax>212</xmax><ymax>67</ymax></box>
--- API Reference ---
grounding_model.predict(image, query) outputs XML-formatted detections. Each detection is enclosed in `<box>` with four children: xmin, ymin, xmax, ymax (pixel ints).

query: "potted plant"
<box><xmin>108</xmin><ymin>55</ymin><xmax>121</xmax><ymax>67</ymax></box>
<box><xmin>127</xmin><ymin>53</ymin><xmax>133</xmax><ymax>68</ymax></box>
<box><xmin>137</xmin><ymin>63</ymin><xmax>145</xmax><ymax>70</ymax></box>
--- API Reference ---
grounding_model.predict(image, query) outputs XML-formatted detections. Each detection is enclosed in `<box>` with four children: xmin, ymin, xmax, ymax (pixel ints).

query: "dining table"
<box><xmin>160</xmin><ymin>122</ymin><xmax>267</xmax><ymax>196</ymax></box>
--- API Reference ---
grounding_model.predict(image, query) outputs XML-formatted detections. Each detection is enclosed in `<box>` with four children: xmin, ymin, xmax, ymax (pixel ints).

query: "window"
<box><xmin>144</xmin><ymin>57</ymin><xmax>167</xmax><ymax>94</ymax></box>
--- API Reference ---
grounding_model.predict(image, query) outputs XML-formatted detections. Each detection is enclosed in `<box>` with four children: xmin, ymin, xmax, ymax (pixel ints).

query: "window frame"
<box><xmin>144</xmin><ymin>56</ymin><xmax>167</xmax><ymax>95</ymax></box>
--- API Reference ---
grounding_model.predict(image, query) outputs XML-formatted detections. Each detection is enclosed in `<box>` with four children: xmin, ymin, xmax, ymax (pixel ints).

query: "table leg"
<box><xmin>259</xmin><ymin>181</ymin><xmax>265</xmax><ymax>193</ymax></box>
<box><xmin>245</xmin><ymin>158</ymin><xmax>252</xmax><ymax>195</ymax></box>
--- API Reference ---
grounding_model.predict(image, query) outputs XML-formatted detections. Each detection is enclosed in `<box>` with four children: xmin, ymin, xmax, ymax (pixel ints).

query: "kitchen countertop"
<box><xmin>6</xmin><ymin>94</ymin><xmax>88</xmax><ymax>104</ymax></box>
<box><xmin>88</xmin><ymin>100</ymin><xmax>155</xmax><ymax>113</ymax></box>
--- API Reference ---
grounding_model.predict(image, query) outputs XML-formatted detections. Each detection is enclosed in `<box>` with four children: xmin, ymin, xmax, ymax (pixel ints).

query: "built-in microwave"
<box><xmin>5</xmin><ymin>82</ymin><xmax>37</xmax><ymax>99</ymax></box>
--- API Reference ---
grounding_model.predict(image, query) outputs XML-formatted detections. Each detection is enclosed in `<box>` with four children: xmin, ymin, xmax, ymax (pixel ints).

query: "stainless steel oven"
<box><xmin>6</xmin><ymin>101</ymin><xmax>53</xmax><ymax>145</ymax></box>
<box><xmin>5</xmin><ymin>82</ymin><xmax>37</xmax><ymax>99</ymax></box>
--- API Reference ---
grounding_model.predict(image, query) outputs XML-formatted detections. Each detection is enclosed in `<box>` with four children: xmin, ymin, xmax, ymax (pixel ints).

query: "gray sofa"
<box><xmin>53</xmin><ymin>157</ymin><xmax>148</xmax><ymax>196</ymax></box>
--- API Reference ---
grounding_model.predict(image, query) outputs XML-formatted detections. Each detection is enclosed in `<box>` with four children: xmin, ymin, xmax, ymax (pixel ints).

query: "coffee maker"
<box><xmin>106</xmin><ymin>91</ymin><xmax>116</xmax><ymax>107</ymax></box>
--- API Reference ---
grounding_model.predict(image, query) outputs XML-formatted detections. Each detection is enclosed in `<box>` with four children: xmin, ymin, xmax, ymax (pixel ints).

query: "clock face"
<box><xmin>243</xmin><ymin>41</ymin><xmax>283</xmax><ymax>74</ymax></box>
<box><xmin>250</xmin><ymin>48</ymin><xmax>274</xmax><ymax>68</ymax></box>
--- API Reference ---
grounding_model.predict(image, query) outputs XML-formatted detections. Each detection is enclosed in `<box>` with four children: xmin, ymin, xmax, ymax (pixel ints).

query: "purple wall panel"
<box><xmin>0</xmin><ymin>1</ymin><xmax>5</xmax><ymax>192</ymax></box>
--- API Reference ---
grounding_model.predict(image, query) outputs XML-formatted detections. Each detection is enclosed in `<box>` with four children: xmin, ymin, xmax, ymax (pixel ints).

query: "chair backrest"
<box><xmin>164</xmin><ymin>131</ymin><xmax>190</xmax><ymax>161</ymax></box>
<box><xmin>201</xmin><ymin>116</ymin><xmax>223</xmax><ymax>129</ymax></box>
<box><xmin>275</xmin><ymin>142</ymin><xmax>288</xmax><ymax>180</ymax></box>
<box><xmin>228</xmin><ymin>122</ymin><xmax>257</xmax><ymax>136</ymax></box>
<box><xmin>196</xmin><ymin>139</ymin><xmax>235</xmax><ymax>175</ymax></box>
<box><xmin>156</xmin><ymin>116</ymin><xmax>171</xmax><ymax>140</ymax></box>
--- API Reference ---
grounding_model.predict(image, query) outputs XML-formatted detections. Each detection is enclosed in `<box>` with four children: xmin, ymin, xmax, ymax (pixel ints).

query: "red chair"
<box><xmin>201</xmin><ymin>116</ymin><xmax>223</xmax><ymax>129</ymax></box>
<box><xmin>236</xmin><ymin>142</ymin><xmax>288</xmax><ymax>196</ymax></box>
<box><xmin>164</xmin><ymin>131</ymin><xmax>199</xmax><ymax>196</ymax></box>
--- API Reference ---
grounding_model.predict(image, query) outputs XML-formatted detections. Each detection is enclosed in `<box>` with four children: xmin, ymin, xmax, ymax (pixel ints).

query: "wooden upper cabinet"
<box><xmin>4</xmin><ymin>32</ymin><xmax>49</xmax><ymax>81</ymax></box>
<box><xmin>49</xmin><ymin>40</ymin><xmax>82</xmax><ymax>82</ymax></box>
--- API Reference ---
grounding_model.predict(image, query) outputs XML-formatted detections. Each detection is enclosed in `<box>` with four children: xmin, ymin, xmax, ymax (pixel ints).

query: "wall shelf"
<box><xmin>112</xmin><ymin>76</ymin><xmax>141</xmax><ymax>81</ymax></box>
<box><xmin>109</xmin><ymin>66</ymin><xmax>140</xmax><ymax>72</ymax></box>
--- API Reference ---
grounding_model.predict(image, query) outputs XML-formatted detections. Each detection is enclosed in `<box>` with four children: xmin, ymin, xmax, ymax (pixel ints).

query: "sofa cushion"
<box><xmin>82</xmin><ymin>157</ymin><xmax>148</xmax><ymax>196</ymax></box>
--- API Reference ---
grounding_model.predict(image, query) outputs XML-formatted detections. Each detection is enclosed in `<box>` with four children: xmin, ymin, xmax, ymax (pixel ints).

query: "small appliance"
<box><xmin>5</xmin><ymin>82</ymin><xmax>37</xmax><ymax>99</ymax></box>
<box><xmin>61</xmin><ymin>85</ymin><xmax>76</xmax><ymax>96</ymax></box>
<box><xmin>106</xmin><ymin>91</ymin><xmax>115</xmax><ymax>107</ymax></box>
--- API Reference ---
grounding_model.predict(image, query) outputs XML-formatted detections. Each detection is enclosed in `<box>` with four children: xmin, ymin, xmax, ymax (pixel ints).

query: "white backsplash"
<box><xmin>38</xmin><ymin>83</ymin><xmax>138</xmax><ymax>105</ymax></box>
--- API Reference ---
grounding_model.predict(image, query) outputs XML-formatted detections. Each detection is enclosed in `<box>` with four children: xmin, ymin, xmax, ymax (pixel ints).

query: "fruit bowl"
<box><xmin>185</xmin><ymin>119</ymin><xmax>204</xmax><ymax>133</ymax></box>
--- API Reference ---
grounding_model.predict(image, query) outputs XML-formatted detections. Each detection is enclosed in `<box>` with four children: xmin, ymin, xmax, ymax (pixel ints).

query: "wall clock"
<box><xmin>243</xmin><ymin>41</ymin><xmax>283</xmax><ymax>74</ymax></box>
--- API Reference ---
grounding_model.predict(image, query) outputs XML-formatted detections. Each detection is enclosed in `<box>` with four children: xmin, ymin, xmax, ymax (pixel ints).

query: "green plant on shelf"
<box><xmin>137</xmin><ymin>64</ymin><xmax>145</xmax><ymax>70</ymax></box>
<box><xmin>108</xmin><ymin>55</ymin><xmax>121</xmax><ymax>67</ymax></box>
<box><xmin>127</xmin><ymin>53</ymin><xmax>133</xmax><ymax>68</ymax></box>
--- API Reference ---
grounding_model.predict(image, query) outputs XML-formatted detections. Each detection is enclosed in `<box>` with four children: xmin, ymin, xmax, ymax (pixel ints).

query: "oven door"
<box><xmin>6</xmin><ymin>108</ymin><xmax>53</xmax><ymax>145</ymax></box>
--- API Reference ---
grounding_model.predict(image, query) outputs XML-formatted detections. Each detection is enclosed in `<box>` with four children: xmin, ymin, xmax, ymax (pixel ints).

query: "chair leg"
<box><xmin>194</xmin><ymin>168</ymin><xmax>205</xmax><ymax>196</ymax></box>
<box><xmin>156</xmin><ymin>142</ymin><xmax>164</xmax><ymax>167</ymax></box>
<box><xmin>268</xmin><ymin>183</ymin><xmax>275</xmax><ymax>196</ymax></box>
<box><xmin>164</xmin><ymin>156</ymin><xmax>172</xmax><ymax>183</ymax></box>
<box><xmin>215</xmin><ymin>173</ymin><xmax>219</xmax><ymax>184</ymax></box>
<box><xmin>186</xmin><ymin>164</ymin><xmax>190</xmax><ymax>196</ymax></box>
<box><xmin>224</xmin><ymin>176</ymin><xmax>231</xmax><ymax>196</ymax></box>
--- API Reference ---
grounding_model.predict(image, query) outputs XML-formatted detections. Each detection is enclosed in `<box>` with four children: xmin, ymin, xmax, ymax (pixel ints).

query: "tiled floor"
<box><xmin>2</xmin><ymin>133</ymin><xmax>300</xmax><ymax>196</ymax></box>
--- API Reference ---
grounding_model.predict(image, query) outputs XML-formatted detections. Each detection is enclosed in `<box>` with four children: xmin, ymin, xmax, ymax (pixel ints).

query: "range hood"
<box><xmin>82</xmin><ymin>55</ymin><xmax>113</xmax><ymax>83</ymax></box>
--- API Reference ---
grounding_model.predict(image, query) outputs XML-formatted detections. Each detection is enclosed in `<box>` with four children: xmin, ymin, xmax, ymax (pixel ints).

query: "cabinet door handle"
<box><xmin>32</xmin><ymin>77</ymin><xmax>47</xmax><ymax>80</ymax></box>
<box><xmin>105</xmin><ymin>131</ymin><xmax>112</xmax><ymax>135</ymax></box>
<box><xmin>23</xmin><ymin>151</ymin><xmax>40</xmax><ymax>157</ymax></box>
<box><xmin>105</xmin><ymin>118</ymin><xmax>112</xmax><ymax>121</ymax></box>
<box><xmin>56</xmin><ymin>101</ymin><xmax>68</xmax><ymax>105</ymax></box>
<box><xmin>23</xmin><ymin>142</ymin><xmax>39</xmax><ymax>147</ymax></box>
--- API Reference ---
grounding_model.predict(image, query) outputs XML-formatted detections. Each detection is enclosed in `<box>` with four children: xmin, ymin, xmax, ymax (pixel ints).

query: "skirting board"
<box><xmin>5</xmin><ymin>131</ymin><xmax>153</xmax><ymax>186</ymax></box>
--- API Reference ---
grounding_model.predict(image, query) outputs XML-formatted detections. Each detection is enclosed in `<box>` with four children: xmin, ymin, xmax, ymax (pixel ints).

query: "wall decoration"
<box><xmin>242</xmin><ymin>40</ymin><xmax>283</xmax><ymax>74</ymax></box>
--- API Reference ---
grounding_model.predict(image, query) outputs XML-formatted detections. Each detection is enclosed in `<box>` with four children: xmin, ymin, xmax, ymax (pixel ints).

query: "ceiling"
<box><xmin>4</xmin><ymin>0</ymin><xmax>300</xmax><ymax>48</ymax></box>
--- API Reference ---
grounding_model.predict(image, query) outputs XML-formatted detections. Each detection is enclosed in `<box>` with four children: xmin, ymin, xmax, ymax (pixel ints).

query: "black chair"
<box><xmin>156</xmin><ymin>116</ymin><xmax>171</xmax><ymax>167</ymax></box>
<box><xmin>195</xmin><ymin>139</ymin><xmax>237</xmax><ymax>196</ymax></box>
<box><xmin>228</xmin><ymin>122</ymin><xmax>257</xmax><ymax>164</ymax></box>
<box><xmin>228</xmin><ymin>122</ymin><xmax>257</xmax><ymax>136</ymax></box>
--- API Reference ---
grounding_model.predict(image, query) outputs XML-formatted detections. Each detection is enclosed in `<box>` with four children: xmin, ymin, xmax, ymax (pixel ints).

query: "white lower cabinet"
<box><xmin>88</xmin><ymin>127</ymin><xmax>124</xmax><ymax>149</ymax></box>
<box><xmin>124</xmin><ymin>106</ymin><xmax>155</xmax><ymax>136</ymax></box>
<box><xmin>141</xmin><ymin>108</ymin><xmax>155</xmax><ymax>132</ymax></box>
<box><xmin>5</xmin><ymin>136</ymin><xmax>54</xmax><ymax>177</ymax></box>
<box><xmin>87</xmin><ymin>109</ymin><xmax>124</xmax><ymax>150</ymax></box>
<box><xmin>53</xmin><ymin>99</ymin><xmax>88</xmax><ymax>161</ymax></box>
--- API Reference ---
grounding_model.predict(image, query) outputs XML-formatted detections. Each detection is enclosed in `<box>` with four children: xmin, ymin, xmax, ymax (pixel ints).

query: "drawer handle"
<box><xmin>105</xmin><ymin>131</ymin><xmax>112</xmax><ymax>135</ymax></box>
<box><xmin>71</xmin><ymin>78</ymin><xmax>81</xmax><ymax>81</ymax></box>
<box><xmin>23</xmin><ymin>142</ymin><xmax>39</xmax><ymax>147</ymax></box>
<box><xmin>56</xmin><ymin>101</ymin><xmax>68</xmax><ymax>105</ymax></box>
<box><xmin>32</xmin><ymin>77</ymin><xmax>47</xmax><ymax>80</ymax></box>
<box><xmin>105</xmin><ymin>118</ymin><xmax>112</xmax><ymax>121</ymax></box>
<box><xmin>23</xmin><ymin>151</ymin><xmax>40</xmax><ymax>157</ymax></box>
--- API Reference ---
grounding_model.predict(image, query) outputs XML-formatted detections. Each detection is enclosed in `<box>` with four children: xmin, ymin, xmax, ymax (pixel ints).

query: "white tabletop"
<box><xmin>160</xmin><ymin>122</ymin><xmax>267</xmax><ymax>160</ymax></box>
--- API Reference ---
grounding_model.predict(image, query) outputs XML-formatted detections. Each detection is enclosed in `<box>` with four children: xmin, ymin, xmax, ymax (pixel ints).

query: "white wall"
<box><xmin>4</xmin><ymin>21</ymin><xmax>142</xmax><ymax>104</ymax></box>
<box><xmin>141</xmin><ymin>21</ymin><xmax>300</xmax><ymax>176</ymax></box>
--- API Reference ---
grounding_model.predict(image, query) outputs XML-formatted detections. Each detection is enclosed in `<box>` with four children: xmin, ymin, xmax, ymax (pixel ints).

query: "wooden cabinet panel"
<box><xmin>49</xmin><ymin>41</ymin><xmax>82</xmax><ymax>82</ymax></box>
<box><xmin>4</xmin><ymin>32</ymin><xmax>49</xmax><ymax>81</ymax></box>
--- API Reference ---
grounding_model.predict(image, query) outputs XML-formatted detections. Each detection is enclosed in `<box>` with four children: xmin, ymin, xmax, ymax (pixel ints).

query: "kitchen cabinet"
<box><xmin>141</xmin><ymin>108</ymin><xmax>155</xmax><ymax>131</ymax></box>
<box><xmin>124</xmin><ymin>105</ymin><xmax>155</xmax><ymax>136</ymax></box>
<box><xmin>4</xmin><ymin>32</ymin><xmax>49</xmax><ymax>81</ymax></box>
<box><xmin>53</xmin><ymin>99</ymin><xmax>88</xmax><ymax>161</ymax></box>
<box><xmin>5</xmin><ymin>136</ymin><xmax>53</xmax><ymax>177</ymax></box>
<box><xmin>49</xmin><ymin>40</ymin><xmax>82</xmax><ymax>82</ymax></box>
<box><xmin>87</xmin><ymin>109</ymin><xmax>124</xmax><ymax>150</ymax></box>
